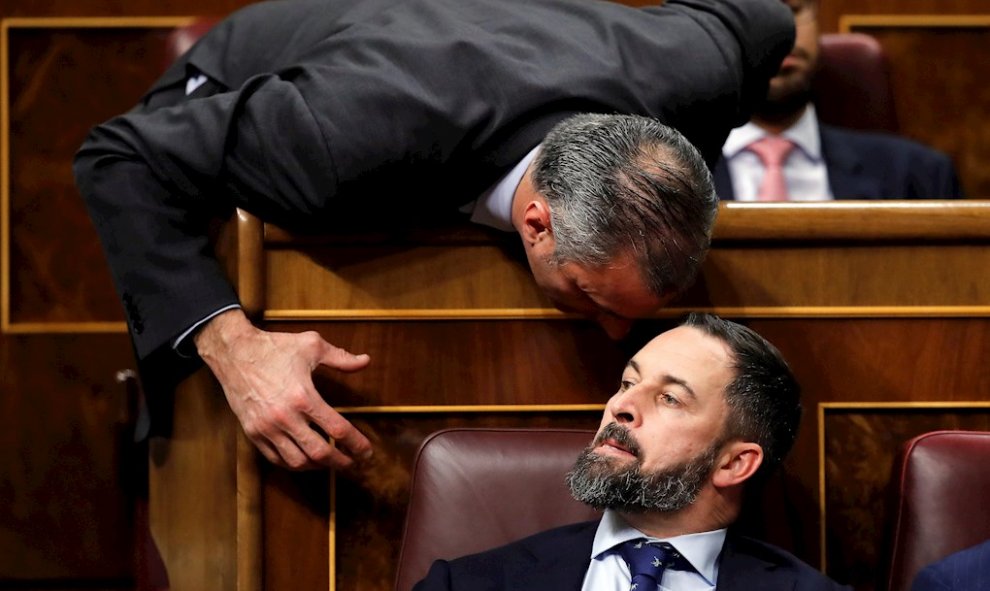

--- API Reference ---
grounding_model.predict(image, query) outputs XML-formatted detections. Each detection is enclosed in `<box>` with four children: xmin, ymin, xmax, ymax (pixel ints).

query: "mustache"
<box><xmin>593</xmin><ymin>422</ymin><xmax>642</xmax><ymax>457</ymax></box>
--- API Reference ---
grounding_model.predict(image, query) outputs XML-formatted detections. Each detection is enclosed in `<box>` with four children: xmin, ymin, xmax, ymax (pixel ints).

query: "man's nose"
<box><xmin>596</xmin><ymin>315</ymin><xmax>633</xmax><ymax>340</ymax></box>
<box><xmin>606</xmin><ymin>389</ymin><xmax>639</xmax><ymax>427</ymax></box>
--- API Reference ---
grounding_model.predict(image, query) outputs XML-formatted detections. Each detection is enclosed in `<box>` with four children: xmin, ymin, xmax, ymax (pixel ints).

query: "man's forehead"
<box><xmin>627</xmin><ymin>326</ymin><xmax>734</xmax><ymax>378</ymax></box>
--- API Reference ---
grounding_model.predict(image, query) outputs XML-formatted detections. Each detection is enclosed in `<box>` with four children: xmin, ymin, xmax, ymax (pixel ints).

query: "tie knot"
<box><xmin>616</xmin><ymin>539</ymin><xmax>693</xmax><ymax>588</ymax></box>
<box><xmin>747</xmin><ymin>135</ymin><xmax>795</xmax><ymax>167</ymax></box>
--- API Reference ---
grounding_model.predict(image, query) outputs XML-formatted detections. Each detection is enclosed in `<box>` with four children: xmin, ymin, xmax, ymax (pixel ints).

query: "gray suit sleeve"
<box><xmin>74</xmin><ymin>72</ymin><xmax>338</xmax><ymax>362</ymax></box>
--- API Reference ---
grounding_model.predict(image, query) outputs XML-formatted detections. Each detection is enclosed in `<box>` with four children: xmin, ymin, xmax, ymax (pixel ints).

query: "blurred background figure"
<box><xmin>714</xmin><ymin>0</ymin><xmax>964</xmax><ymax>201</ymax></box>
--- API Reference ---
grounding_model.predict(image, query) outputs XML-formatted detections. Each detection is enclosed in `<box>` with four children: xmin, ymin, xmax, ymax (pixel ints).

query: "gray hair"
<box><xmin>532</xmin><ymin>113</ymin><xmax>718</xmax><ymax>298</ymax></box>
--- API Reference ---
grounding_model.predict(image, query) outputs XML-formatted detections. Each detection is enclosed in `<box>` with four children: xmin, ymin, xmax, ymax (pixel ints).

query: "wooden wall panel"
<box><xmin>0</xmin><ymin>22</ymin><xmax>184</xmax><ymax>589</ymax></box>
<box><xmin>289</xmin><ymin>320</ymin><xmax>631</xmax><ymax>407</ymax></box>
<box><xmin>0</xmin><ymin>333</ymin><xmax>136</xmax><ymax>583</ymax></box>
<box><xmin>845</xmin><ymin>21</ymin><xmax>990</xmax><ymax>197</ymax></box>
<box><xmin>4</xmin><ymin>25</ymin><xmax>183</xmax><ymax>327</ymax></box>
<box><xmin>822</xmin><ymin>407</ymin><xmax>990</xmax><ymax>591</ymax></box>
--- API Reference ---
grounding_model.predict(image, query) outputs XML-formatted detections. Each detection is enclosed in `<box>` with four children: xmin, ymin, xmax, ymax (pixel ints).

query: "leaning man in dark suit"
<box><xmin>416</xmin><ymin>313</ymin><xmax>851</xmax><ymax>590</ymax></box>
<box><xmin>714</xmin><ymin>0</ymin><xmax>963</xmax><ymax>201</ymax></box>
<box><xmin>74</xmin><ymin>0</ymin><xmax>795</xmax><ymax>471</ymax></box>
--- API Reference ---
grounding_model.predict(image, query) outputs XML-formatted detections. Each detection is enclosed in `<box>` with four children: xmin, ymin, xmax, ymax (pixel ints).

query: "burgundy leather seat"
<box><xmin>813</xmin><ymin>33</ymin><xmax>898</xmax><ymax>133</ymax></box>
<box><xmin>884</xmin><ymin>430</ymin><xmax>990</xmax><ymax>591</ymax></box>
<box><xmin>394</xmin><ymin>428</ymin><xmax>601</xmax><ymax>591</ymax></box>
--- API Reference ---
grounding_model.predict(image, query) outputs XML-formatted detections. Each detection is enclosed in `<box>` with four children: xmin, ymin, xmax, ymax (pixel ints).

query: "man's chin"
<box><xmin>758</xmin><ymin>85</ymin><xmax>812</xmax><ymax>119</ymax></box>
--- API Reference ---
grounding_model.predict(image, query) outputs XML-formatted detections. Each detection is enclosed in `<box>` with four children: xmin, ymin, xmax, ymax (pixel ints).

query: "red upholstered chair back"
<box><xmin>884</xmin><ymin>430</ymin><xmax>990</xmax><ymax>591</ymax></box>
<box><xmin>394</xmin><ymin>428</ymin><xmax>601</xmax><ymax>591</ymax></box>
<box><xmin>813</xmin><ymin>33</ymin><xmax>898</xmax><ymax>133</ymax></box>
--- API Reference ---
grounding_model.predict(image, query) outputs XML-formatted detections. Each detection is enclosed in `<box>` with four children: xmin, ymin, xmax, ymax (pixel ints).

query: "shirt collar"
<box><xmin>465</xmin><ymin>145</ymin><xmax>541</xmax><ymax>232</ymax></box>
<box><xmin>722</xmin><ymin>104</ymin><xmax>823</xmax><ymax>161</ymax></box>
<box><xmin>591</xmin><ymin>509</ymin><xmax>726</xmax><ymax>586</ymax></box>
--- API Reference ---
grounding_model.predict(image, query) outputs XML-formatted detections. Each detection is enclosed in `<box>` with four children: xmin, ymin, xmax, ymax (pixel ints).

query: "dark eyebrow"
<box><xmin>661</xmin><ymin>373</ymin><xmax>697</xmax><ymax>401</ymax></box>
<box><xmin>626</xmin><ymin>360</ymin><xmax>697</xmax><ymax>400</ymax></box>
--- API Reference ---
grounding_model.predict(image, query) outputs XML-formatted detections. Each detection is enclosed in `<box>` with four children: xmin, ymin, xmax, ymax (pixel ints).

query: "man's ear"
<box><xmin>520</xmin><ymin>199</ymin><xmax>553</xmax><ymax>246</ymax></box>
<box><xmin>711</xmin><ymin>441</ymin><xmax>764</xmax><ymax>489</ymax></box>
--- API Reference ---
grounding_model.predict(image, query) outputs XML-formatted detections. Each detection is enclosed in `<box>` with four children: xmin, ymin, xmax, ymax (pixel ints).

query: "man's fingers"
<box><xmin>313</xmin><ymin>338</ymin><xmax>371</xmax><ymax>373</ymax></box>
<box><xmin>267</xmin><ymin>432</ymin><xmax>320</xmax><ymax>471</ymax></box>
<box><xmin>307</xmin><ymin>404</ymin><xmax>373</xmax><ymax>462</ymax></box>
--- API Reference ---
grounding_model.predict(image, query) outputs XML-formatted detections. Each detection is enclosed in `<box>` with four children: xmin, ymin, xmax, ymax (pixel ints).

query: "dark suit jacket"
<box><xmin>73</xmin><ymin>0</ymin><xmax>794</xmax><ymax>400</ymax></box>
<box><xmin>713</xmin><ymin>123</ymin><xmax>964</xmax><ymax>200</ymax></box>
<box><xmin>911</xmin><ymin>540</ymin><xmax>990</xmax><ymax>591</ymax></box>
<box><xmin>413</xmin><ymin>520</ymin><xmax>851</xmax><ymax>590</ymax></box>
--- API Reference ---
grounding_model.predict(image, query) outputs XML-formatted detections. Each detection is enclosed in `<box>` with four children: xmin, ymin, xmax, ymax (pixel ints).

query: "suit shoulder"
<box><xmin>730</xmin><ymin>535</ymin><xmax>853</xmax><ymax>590</ymax></box>
<box><xmin>449</xmin><ymin>520</ymin><xmax>598</xmax><ymax>567</ymax></box>
<box><xmin>417</xmin><ymin>521</ymin><xmax>596</xmax><ymax>589</ymax></box>
<box><xmin>911</xmin><ymin>539</ymin><xmax>990</xmax><ymax>590</ymax></box>
<box><xmin>820</xmin><ymin>125</ymin><xmax>953</xmax><ymax>165</ymax></box>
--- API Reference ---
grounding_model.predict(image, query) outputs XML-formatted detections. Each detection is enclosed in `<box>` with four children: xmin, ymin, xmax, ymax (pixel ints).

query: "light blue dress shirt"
<box><xmin>581</xmin><ymin>509</ymin><xmax>726</xmax><ymax>591</ymax></box>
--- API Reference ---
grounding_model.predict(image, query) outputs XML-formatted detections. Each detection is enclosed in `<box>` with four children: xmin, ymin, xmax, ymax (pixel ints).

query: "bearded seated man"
<box><xmin>414</xmin><ymin>313</ymin><xmax>851</xmax><ymax>591</ymax></box>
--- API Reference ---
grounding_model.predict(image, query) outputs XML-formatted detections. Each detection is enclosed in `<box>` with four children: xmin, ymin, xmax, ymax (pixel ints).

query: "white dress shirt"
<box><xmin>721</xmin><ymin>105</ymin><xmax>833</xmax><ymax>201</ymax></box>
<box><xmin>459</xmin><ymin>145</ymin><xmax>540</xmax><ymax>231</ymax></box>
<box><xmin>581</xmin><ymin>510</ymin><xmax>726</xmax><ymax>591</ymax></box>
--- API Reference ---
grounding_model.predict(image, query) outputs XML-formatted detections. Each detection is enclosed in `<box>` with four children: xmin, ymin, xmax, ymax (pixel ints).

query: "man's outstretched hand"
<box><xmin>194</xmin><ymin>308</ymin><xmax>372</xmax><ymax>470</ymax></box>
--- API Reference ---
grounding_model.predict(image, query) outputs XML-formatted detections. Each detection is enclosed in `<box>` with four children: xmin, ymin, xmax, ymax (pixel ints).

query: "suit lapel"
<box><xmin>712</xmin><ymin>157</ymin><xmax>736</xmax><ymax>200</ymax></box>
<box><xmin>820</xmin><ymin>125</ymin><xmax>882</xmax><ymax>199</ymax></box>
<box><xmin>505</xmin><ymin>522</ymin><xmax>596</xmax><ymax>590</ymax></box>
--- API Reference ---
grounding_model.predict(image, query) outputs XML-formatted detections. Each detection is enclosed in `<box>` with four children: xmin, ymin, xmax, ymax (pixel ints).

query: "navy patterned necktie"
<box><xmin>616</xmin><ymin>539</ymin><xmax>694</xmax><ymax>590</ymax></box>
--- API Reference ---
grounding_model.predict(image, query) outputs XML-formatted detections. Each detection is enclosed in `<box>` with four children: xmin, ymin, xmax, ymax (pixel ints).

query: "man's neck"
<box><xmin>618</xmin><ymin>490</ymin><xmax>742</xmax><ymax>539</ymax></box>
<box><xmin>751</xmin><ymin>102</ymin><xmax>809</xmax><ymax>136</ymax></box>
<box><xmin>618</xmin><ymin>499</ymin><xmax>735</xmax><ymax>539</ymax></box>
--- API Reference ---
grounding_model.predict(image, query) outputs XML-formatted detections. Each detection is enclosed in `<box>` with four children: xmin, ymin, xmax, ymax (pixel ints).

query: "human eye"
<box><xmin>619</xmin><ymin>379</ymin><xmax>636</xmax><ymax>392</ymax></box>
<box><xmin>658</xmin><ymin>392</ymin><xmax>680</xmax><ymax>407</ymax></box>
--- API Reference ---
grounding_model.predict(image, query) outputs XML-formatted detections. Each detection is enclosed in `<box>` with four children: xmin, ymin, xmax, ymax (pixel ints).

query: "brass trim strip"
<box><xmin>817</xmin><ymin>401</ymin><xmax>990</xmax><ymax>570</ymax></box>
<box><xmin>7</xmin><ymin>305</ymin><xmax>989</xmax><ymax>335</ymax></box>
<box><xmin>1</xmin><ymin>19</ymin><xmax>10</xmax><ymax>334</ymax></box>
<box><xmin>329</xmin><ymin>474</ymin><xmax>337</xmax><ymax>591</ymax></box>
<box><xmin>817</xmin><ymin>403</ymin><xmax>828</xmax><ymax>573</ymax></box>
<box><xmin>236</xmin><ymin>431</ymin><xmax>262</xmax><ymax>591</ymax></box>
<box><xmin>337</xmin><ymin>403</ymin><xmax>606</xmax><ymax>414</ymax></box>
<box><xmin>263</xmin><ymin>306</ymin><xmax>990</xmax><ymax>322</ymax></box>
<box><xmin>2</xmin><ymin>321</ymin><xmax>128</xmax><ymax>333</ymax></box>
<box><xmin>1</xmin><ymin>17</ymin><xmax>198</xmax><ymax>28</ymax></box>
<box><xmin>840</xmin><ymin>14</ymin><xmax>990</xmax><ymax>32</ymax></box>
<box><xmin>265</xmin><ymin>308</ymin><xmax>567</xmax><ymax>321</ymax></box>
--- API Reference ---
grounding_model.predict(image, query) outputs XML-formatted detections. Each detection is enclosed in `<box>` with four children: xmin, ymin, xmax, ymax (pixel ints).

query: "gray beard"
<box><xmin>566</xmin><ymin>423</ymin><xmax>722</xmax><ymax>513</ymax></box>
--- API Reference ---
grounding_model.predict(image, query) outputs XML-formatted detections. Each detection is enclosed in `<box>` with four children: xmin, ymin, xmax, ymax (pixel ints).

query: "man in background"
<box><xmin>714</xmin><ymin>0</ymin><xmax>963</xmax><ymax>201</ymax></box>
<box><xmin>415</xmin><ymin>313</ymin><xmax>852</xmax><ymax>590</ymax></box>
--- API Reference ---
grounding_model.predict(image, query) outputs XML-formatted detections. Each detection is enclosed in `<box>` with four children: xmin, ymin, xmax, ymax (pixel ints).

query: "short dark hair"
<box><xmin>681</xmin><ymin>313</ymin><xmax>802</xmax><ymax>478</ymax></box>
<box><xmin>532</xmin><ymin>113</ymin><xmax>718</xmax><ymax>299</ymax></box>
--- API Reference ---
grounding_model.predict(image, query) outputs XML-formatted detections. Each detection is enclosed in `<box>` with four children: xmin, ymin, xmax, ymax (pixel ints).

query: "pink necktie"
<box><xmin>747</xmin><ymin>136</ymin><xmax>795</xmax><ymax>201</ymax></box>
